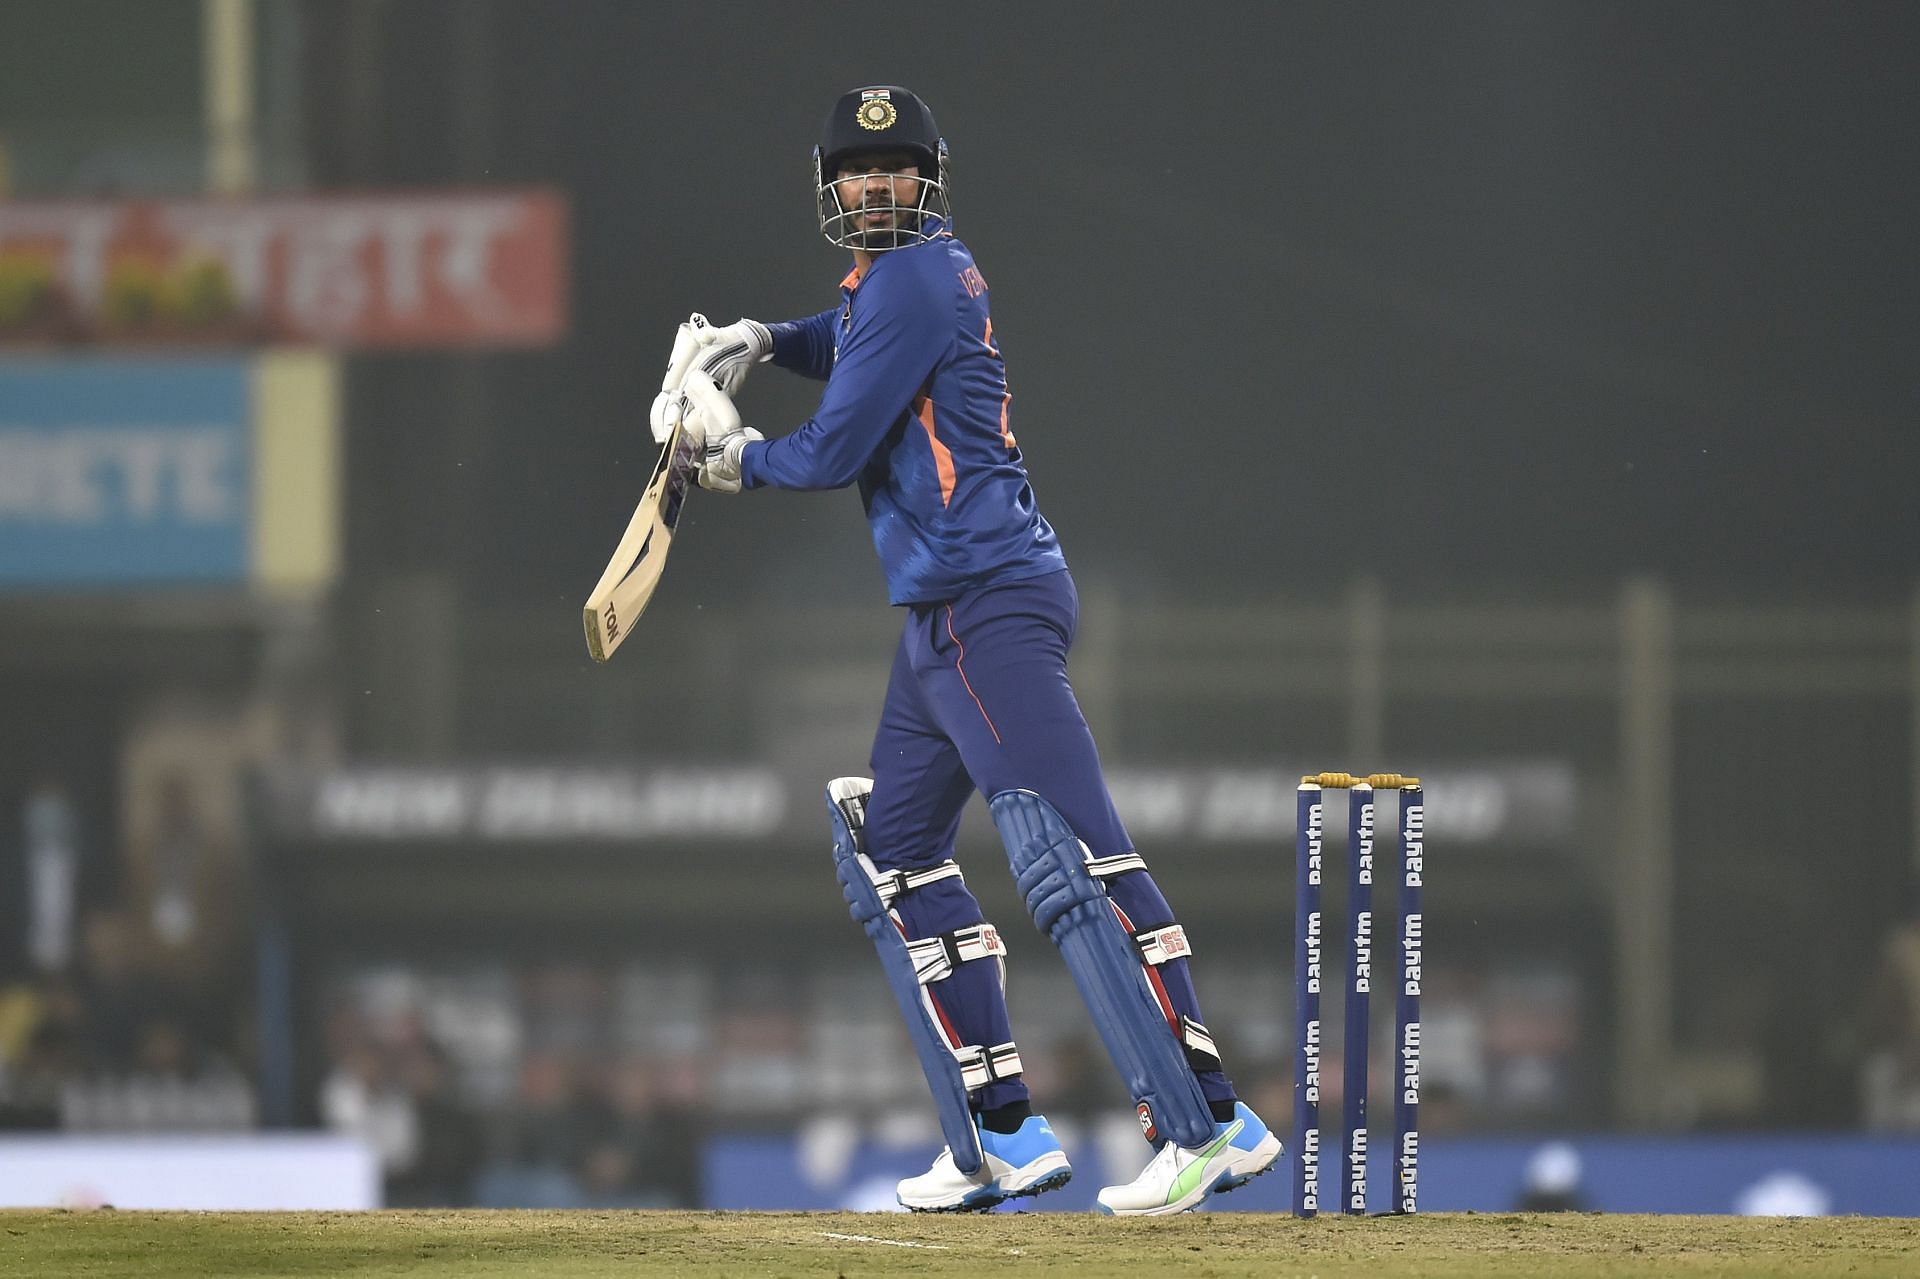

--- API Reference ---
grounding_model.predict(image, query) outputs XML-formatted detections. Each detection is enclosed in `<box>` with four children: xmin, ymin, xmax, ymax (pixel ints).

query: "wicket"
<box><xmin>1293</xmin><ymin>772</ymin><xmax>1423</xmax><ymax>1217</ymax></box>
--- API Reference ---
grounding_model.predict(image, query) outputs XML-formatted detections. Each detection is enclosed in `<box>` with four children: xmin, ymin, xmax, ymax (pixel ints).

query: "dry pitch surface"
<box><xmin>5</xmin><ymin>1209</ymin><xmax>1917</xmax><ymax>1277</ymax></box>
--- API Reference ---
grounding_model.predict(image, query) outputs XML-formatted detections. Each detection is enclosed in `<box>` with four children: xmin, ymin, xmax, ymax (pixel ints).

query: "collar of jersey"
<box><xmin>839</xmin><ymin>217</ymin><xmax>951</xmax><ymax>292</ymax></box>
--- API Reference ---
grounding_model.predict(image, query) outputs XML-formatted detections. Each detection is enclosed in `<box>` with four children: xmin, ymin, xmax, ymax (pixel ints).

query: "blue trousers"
<box><xmin>861</xmin><ymin>569</ymin><xmax>1236</xmax><ymax>1114</ymax></box>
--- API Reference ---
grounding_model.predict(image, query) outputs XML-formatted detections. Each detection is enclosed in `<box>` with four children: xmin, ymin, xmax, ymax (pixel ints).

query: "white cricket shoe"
<box><xmin>897</xmin><ymin>1115</ymin><xmax>1073</xmax><ymax>1212</ymax></box>
<box><xmin>1095</xmin><ymin>1102</ymin><xmax>1282</xmax><ymax>1216</ymax></box>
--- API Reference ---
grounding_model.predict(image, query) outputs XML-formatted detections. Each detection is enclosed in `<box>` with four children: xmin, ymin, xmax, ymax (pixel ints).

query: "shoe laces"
<box><xmin>1138</xmin><ymin>1138</ymin><xmax>1191</xmax><ymax>1180</ymax></box>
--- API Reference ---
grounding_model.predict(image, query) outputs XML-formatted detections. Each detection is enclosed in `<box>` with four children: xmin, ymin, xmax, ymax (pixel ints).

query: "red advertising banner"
<box><xmin>0</xmin><ymin>191</ymin><xmax>567</xmax><ymax>348</ymax></box>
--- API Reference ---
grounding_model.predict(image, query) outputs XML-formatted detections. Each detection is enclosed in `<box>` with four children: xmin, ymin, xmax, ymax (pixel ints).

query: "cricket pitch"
<box><xmin>6</xmin><ymin>1208</ymin><xmax>1915</xmax><ymax>1277</ymax></box>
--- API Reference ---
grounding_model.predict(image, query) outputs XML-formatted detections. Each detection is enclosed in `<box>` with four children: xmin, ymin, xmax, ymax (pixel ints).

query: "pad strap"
<box><xmin>1132</xmin><ymin>923</ymin><xmax>1194</xmax><ymax>966</ymax></box>
<box><xmin>1084</xmin><ymin>849</ymin><xmax>1149</xmax><ymax>879</ymax></box>
<box><xmin>1180</xmin><ymin>1015</ymin><xmax>1222</xmax><ymax>1072</ymax></box>
<box><xmin>871</xmin><ymin>861</ymin><xmax>965</xmax><ymax>907</ymax></box>
<box><xmin>906</xmin><ymin>923</ymin><xmax>1008</xmax><ymax>986</ymax></box>
<box><xmin>955</xmin><ymin>1041</ymin><xmax>1024</xmax><ymax>1091</ymax></box>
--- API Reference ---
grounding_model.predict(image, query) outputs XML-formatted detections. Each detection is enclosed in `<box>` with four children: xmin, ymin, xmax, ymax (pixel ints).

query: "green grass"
<box><xmin>4</xmin><ymin>1209</ymin><xmax>1917</xmax><ymax>1277</ymax></box>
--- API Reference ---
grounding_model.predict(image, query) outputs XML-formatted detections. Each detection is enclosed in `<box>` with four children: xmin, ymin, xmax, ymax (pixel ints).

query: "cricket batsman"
<box><xmin>657</xmin><ymin>84</ymin><xmax>1280</xmax><ymax>1214</ymax></box>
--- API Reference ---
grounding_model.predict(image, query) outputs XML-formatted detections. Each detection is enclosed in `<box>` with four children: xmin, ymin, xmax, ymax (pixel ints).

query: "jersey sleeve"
<box><xmin>741</xmin><ymin>268</ymin><xmax>952</xmax><ymax>493</ymax></box>
<box><xmin>766</xmin><ymin>308</ymin><xmax>839</xmax><ymax>381</ymax></box>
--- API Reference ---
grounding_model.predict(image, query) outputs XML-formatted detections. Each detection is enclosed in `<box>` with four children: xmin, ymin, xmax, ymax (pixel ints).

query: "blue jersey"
<box><xmin>738</xmin><ymin>220</ymin><xmax>1067</xmax><ymax>605</ymax></box>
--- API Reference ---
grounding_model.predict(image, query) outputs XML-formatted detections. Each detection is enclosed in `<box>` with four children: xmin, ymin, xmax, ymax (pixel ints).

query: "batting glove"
<box><xmin>681</xmin><ymin>371</ymin><xmax>763</xmax><ymax>494</ymax></box>
<box><xmin>690</xmin><ymin>314</ymin><xmax>773</xmax><ymax>397</ymax></box>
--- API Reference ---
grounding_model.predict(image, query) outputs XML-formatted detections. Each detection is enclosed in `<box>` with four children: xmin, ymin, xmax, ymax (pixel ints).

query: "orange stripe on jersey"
<box><xmin>983</xmin><ymin>320</ymin><xmax>1016</xmax><ymax>447</ymax></box>
<box><xmin>914</xmin><ymin>395</ymin><xmax>957</xmax><ymax>506</ymax></box>
<box><xmin>840</xmin><ymin>264</ymin><xmax>864</xmax><ymax>291</ymax></box>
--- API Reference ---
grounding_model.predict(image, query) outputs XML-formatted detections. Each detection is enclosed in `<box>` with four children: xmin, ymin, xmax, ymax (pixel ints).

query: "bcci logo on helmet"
<box><xmin>857</xmin><ymin>89</ymin><xmax>897</xmax><ymax>132</ymax></box>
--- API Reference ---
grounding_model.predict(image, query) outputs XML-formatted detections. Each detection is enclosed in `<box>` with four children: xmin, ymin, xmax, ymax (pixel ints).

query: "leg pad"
<box><xmin>990</xmin><ymin>789</ymin><xmax>1213</xmax><ymax>1149</ymax></box>
<box><xmin>831</xmin><ymin>778</ymin><xmax>994</xmax><ymax>1173</ymax></box>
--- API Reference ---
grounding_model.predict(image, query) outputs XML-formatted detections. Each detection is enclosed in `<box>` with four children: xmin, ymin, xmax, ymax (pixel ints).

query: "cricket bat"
<box><xmin>581</xmin><ymin>416</ymin><xmax>702</xmax><ymax>662</ymax></box>
<box><xmin>581</xmin><ymin>316</ymin><xmax>714</xmax><ymax>662</ymax></box>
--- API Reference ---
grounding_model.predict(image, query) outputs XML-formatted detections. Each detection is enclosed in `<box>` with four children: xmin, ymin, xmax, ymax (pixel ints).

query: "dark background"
<box><xmin>292</xmin><ymin>2</ymin><xmax>1919</xmax><ymax>605</ymax></box>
